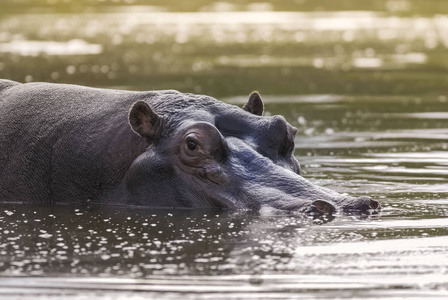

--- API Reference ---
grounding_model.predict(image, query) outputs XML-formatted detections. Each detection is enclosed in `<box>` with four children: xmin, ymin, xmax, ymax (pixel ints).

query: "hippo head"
<box><xmin>125</xmin><ymin>91</ymin><xmax>380</xmax><ymax>214</ymax></box>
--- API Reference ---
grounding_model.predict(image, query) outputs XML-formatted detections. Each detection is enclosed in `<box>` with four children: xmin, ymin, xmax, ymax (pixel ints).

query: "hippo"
<box><xmin>0</xmin><ymin>79</ymin><xmax>380</xmax><ymax>214</ymax></box>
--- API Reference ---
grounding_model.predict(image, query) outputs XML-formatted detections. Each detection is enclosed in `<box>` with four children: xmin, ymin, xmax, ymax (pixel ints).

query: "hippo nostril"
<box><xmin>355</xmin><ymin>196</ymin><xmax>380</xmax><ymax>211</ymax></box>
<box><xmin>369</xmin><ymin>199</ymin><xmax>380</xmax><ymax>210</ymax></box>
<box><xmin>312</xmin><ymin>200</ymin><xmax>336</xmax><ymax>214</ymax></box>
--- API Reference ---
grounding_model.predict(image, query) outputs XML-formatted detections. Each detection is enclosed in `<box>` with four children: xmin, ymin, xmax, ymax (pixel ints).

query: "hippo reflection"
<box><xmin>0</xmin><ymin>80</ymin><xmax>379</xmax><ymax>214</ymax></box>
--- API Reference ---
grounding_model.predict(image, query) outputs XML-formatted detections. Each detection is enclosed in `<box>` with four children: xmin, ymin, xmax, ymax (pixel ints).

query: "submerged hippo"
<box><xmin>0</xmin><ymin>80</ymin><xmax>379</xmax><ymax>214</ymax></box>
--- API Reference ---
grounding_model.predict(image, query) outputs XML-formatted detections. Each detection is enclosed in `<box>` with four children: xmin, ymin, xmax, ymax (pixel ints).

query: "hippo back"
<box><xmin>0</xmin><ymin>81</ymin><xmax>151</xmax><ymax>203</ymax></box>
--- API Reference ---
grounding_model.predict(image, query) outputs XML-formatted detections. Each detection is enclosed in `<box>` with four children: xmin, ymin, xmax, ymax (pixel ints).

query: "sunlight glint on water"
<box><xmin>1</xmin><ymin>2</ymin><xmax>448</xmax><ymax>299</ymax></box>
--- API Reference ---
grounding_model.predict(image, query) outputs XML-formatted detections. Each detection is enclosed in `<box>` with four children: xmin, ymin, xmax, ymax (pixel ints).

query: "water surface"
<box><xmin>1</xmin><ymin>1</ymin><xmax>448</xmax><ymax>299</ymax></box>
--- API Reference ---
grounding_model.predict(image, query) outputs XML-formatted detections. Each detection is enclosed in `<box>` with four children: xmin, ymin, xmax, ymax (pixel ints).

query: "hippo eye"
<box><xmin>187</xmin><ymin>140</ymin><xmax>198</xmax><ymax>151</ymax></box>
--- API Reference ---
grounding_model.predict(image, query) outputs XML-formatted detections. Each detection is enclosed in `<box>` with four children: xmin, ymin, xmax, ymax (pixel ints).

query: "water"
<box><xmin>1</xmin><ymin>1</ymin><xmax>448</xmax><ymax>299</ymax></box>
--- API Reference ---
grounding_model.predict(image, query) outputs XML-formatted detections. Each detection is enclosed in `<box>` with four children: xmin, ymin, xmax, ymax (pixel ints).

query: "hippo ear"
<box><xmin>129</xmin><ymin>101</ymin><xmax>163</xmax><ymax>142</ymax></box>
<box><xmin>243</xmin><ymin>91</ymin><xmax>264</xmax><ymax>116</ymax></box>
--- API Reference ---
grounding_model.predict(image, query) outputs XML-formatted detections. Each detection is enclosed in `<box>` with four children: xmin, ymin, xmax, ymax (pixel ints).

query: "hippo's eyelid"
<box><xmin>185</xmin><ymin>135</ymin><xmax>198</xmax><ymax>143</ymax></box>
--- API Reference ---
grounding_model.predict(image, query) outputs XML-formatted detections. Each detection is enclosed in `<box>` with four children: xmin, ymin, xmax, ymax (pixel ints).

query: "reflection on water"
<box><xmin>0</xmin><ymin>40</ymin><xmax>102</xmax><ymax>56</ymax></box>
<box><xmin>1</xmin><ymin>1</ymin><xmax>448</xmax><ymax>299</ymax></box>
<box><xmin>0</xmin><ymin>199</ymin><xmax>447</xmax><ymax>299</ymax></box>
<box><xmin>1</xmin><ymin>4</ymin><xmax>448</xmax><ymax>95</ymax></box>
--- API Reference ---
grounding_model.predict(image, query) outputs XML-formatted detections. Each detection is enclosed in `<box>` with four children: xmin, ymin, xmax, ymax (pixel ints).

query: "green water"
<box><xmin>1</xmin><ymin>1</ymin><xmax>448</xmax><ymax>299</ymax></box>
<box><xmin>2</xmin><ymin>0</ymin><xmax>448</xmax><ymax>96</ymax></box>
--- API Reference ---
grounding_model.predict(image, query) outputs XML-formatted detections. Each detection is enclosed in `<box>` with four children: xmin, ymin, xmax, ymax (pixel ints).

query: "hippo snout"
<box><xmin>338</xmin><ymin>196</ymin><xmax>381</xmax><ymax>212</ymax></box>
<box><xmin>356</xmin><ymin>196</ymin><xmax>381</xmax><ymax>210</ymax></box>
<box><xmin>310</xmin><ymin>196</ymin><xmax>380</xmax><ymax>215</ymax></box>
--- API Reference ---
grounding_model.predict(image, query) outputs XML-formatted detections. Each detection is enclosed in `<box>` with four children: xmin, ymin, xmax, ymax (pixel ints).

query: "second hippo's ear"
<box><xmin>129</xmin><ymin>100</ymin><xmax>163</xmax><ymax>143</ymax></box>
<box><xmin>243</xmin><ymin>91</ymin><xmax>264</xmax><ymax>116</ymax></box>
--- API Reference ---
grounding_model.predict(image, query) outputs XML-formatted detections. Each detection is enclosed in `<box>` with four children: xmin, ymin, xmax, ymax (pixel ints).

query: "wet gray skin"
<box><xmin>0</xmin><ymin>79</ymin><xmax>379</xmax><ymax>214</ymax></box>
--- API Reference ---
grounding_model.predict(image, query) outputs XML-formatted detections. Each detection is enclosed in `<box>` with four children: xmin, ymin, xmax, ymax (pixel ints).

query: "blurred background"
<box><xmin>1</xmin><ymin>0</ymin><xmax>448</xmax><ymax>97</ymax></box>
